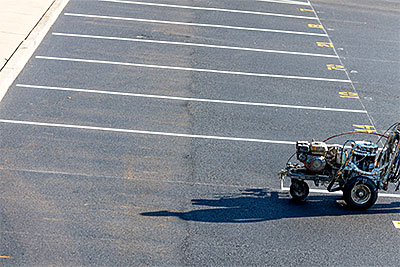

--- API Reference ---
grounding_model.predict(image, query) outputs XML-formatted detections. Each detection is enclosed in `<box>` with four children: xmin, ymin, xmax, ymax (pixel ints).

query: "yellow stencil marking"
<box><xmin>0</xmin><ymin>256</ymin><xmax>11</xmax><ymax>259</ymax></box>
<box><xmin>327</xmin><ymin>64</ymin><xmax>345</xmax><ymax>71</ymax></box>
<box><xmin>299</xmin><ymin>8</ymin><xmax>313</xmax><ymax>12</ymax></box>
<box><xmin>353</xmin><ymin>124</ymin><xmax>376</xmax><ymax>133</ymax></box>
<box><xmin>316</xmin><ymin>42</ymin><xmax>333</xmax><ymax>48</ymax></box>
<box><xmin>393</xmin><ymin>221</ymin><xmax>400</xmax><ymax>229</ymax></box>
<box><xmin>339</xmin><ymin>92</ymin><xmax>359</xmax><ymax>99</ymax></box>
<box><xmin>308</xmin><ymin>24</ymin><xmax>323</xmax><ymax>29</ymax></box>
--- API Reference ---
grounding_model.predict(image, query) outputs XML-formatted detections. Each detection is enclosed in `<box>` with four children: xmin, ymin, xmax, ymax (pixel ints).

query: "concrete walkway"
<box><xmin>0</xmin><ymin>0</ymin><xmax>69</xmax><ymax>101</ymax></box>
<box><xmin>0</xmin><ymin>0</ymin><xmax>55</xmax><ymax>70</ymax></box>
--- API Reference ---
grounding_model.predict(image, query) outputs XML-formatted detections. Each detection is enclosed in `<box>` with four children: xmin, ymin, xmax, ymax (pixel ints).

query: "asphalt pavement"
<box><xmin>0</xmin><ymin>0</ymin><xmax>399</xmax><ymax>265</ymax></box>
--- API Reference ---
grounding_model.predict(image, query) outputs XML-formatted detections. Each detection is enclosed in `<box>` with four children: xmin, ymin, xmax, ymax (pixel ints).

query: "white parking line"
<box><xmin>64</xmin><ymin>13</ymin><xmax>327</xmax><ymax>37</ymax></box>
<box><xmin>0</xmin><ymin>119</ymin><xmax>296</xmax><ymax>145</ymax></box>
<box><xmin>52</xmin><ymin>32</ymin><xmax>338</xmax><ymax>58</ymax></box>
<box><xmin>35</xmin><ymin>56</ymin><xmax>351</xmax><ymax>83</ymax></box>
<box><xmin>16</xmin><ymin>84</ymin><xmax>367</xmax><ymax>114</ymax></box>
<box><xmin>98</xmin><ymin>0</ymin><xmax>318</xmax><ymax>20</ymax></box>
<box><xmin>255</xmin><ymin>0</ymin><xmax>310</xmax><ymax>5</ymax></box>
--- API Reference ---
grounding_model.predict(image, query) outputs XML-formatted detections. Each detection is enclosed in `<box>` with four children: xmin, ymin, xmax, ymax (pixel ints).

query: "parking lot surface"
<box><xmin>0</xmin><ymin>0</ymin><xmax>399</xmax><ymax>265</ymax></box>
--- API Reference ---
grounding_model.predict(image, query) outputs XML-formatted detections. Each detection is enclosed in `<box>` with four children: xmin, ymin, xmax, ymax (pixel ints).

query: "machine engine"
<box><xmin>296</xmin><ymin>140</ymin><xmax>378</xmax><ymax>173</ymax></box>
<box><xmin>296</xmin><ymin>141</ymin><xmax>328</xmax><ymax>173</ymax></box>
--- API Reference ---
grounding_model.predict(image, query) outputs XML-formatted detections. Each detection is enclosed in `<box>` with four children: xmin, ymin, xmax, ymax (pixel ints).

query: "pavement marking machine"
<box><xmin>279</xmin><ymin>123</ymin><xmax>400</xmax><ymax>209</ymax></box>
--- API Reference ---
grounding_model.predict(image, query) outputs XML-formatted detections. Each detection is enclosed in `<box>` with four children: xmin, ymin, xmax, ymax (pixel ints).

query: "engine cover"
<box><xmin>310</xmin><ymin>141</ymin><xmax>328</xmax><ymax>156</ymax></box>
<box><xmin>305</xmin><ymin>156</ymin><xmax>326</xmax><ymax>172</ymax></box>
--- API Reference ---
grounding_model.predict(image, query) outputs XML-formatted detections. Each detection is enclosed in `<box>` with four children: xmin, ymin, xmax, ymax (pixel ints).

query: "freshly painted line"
<box><xmin>0</xmin><ymin>119</ymin><xmax>296</xmax><ymax>145</ymax></box>
<box><xmin>281</xmin><ymin>186</ymin><xmax>400</xmax><ymax>198</ymax></box>
<box><xmin>282</xmin><ymin>186</ymin><xmax>339</xmax><ymax>195</ymax></box>
<box><xmin>380</xmin><ymin>193</ymin><xmax>400</xmax><ymax>198</ymax></box>
<box><xmin>64</xmin><ymin>13</ymin><xmax>327</xmax><ymax>37</ymax></box>
<box><xmin>339</xmin><ymin>56</ymin><xmax>400</xmax><ymax>64</ymax></box>
<box><xmin>393</xmin><ymin>221</ymin><xmax>400</xmax><ymax>229</ymax></box>
<box><xmin>35</xmin><ymin>56</ymin><xmax>352</xmax><ymax>83</ymax></box>
<box><xmin>16</xmin><ymin>84</ymin><xmax>367</xmax><ymax>113</ymax></box>
<box><xmin>255</xmin><ymin>0</ymin><xmax>310</xmax><ymax>5</ymax></box>
<box><xmin>52</xmin><ymin>32</ymin><xmax>338</xmax><ymax>58</ymax></box>
<box><xmin>98</xmin><ymin>0</ymin><xmax>318</xmax><ymax>20</ymax></box>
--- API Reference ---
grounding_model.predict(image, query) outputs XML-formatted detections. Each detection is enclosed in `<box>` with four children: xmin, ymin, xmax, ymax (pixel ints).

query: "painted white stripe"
<box><xmin>52</xmin><ymin>32</ymin><xmax>338</xmax><ymax>58</ymax></box>
<box><xmin>255</xmin><ymin>0</ymin><xmax>310</xmax><ymax>5</ymax></box>
<box><xmin>0</xmin><ymin>119</ymin><xmax>296</xmax><ymax>145</ymax></box>
<box><xmin>35</xmin><ymin>56</ymin><xmax>352</xmax><ymax>83</ymax></box>
<box><xmin>281</xmin><ymin>186</ymin><xmax>400</xmax><ymax>198</ymax></box>
<box><xmin>99</xmin><ymin>0</ymin><xmax>317</xmax><ymax>20</ymax></box>
<box><xmin>64</xmin><ymin>13</ymin><xmax>327</xmax><ymax>37</ymax></box>
<box><xmin>281</xmin><ymin>186</ymin><xmax>341</xmax><ymax>195</ymax></box>
<box><xmin>16</xmin><ymin>84</ymin><xmax>367</xmax><ymax>114</ymax></box>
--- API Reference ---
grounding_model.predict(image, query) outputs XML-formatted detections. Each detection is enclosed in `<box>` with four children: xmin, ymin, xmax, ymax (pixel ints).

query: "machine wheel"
<box><xmin>290</xmin><ymin>180</ymin><xmax>309</xmax><ymax>201</ymax></box>
<box><xmin>343</xmin><ymin>177</ymin><xmax>378</xmax><ymax>210</ymax></box>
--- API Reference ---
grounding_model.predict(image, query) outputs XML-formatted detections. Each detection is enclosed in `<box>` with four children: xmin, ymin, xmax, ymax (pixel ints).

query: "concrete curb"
<box><xmin>0</xmin><ymin>0</ymin><xmax>70</xmax><ymax>103</ymax></box>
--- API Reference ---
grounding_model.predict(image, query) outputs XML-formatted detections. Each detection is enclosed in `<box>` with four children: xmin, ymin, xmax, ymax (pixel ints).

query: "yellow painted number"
<box><xmin>299</xmin><ymin>8</ymin><xmax>313</xmax><ymax>12</ymax></box>
<box><xmin>308</xmin><ymin>24</ymin><xmax>323</xmax><ymax>29</ymax></box>
<box><xmin>353</xmin><ymin>125</ymin><xmax>376</xmax><ymax>133</ymax></box>
<box><xmin>339</xmin><ymin>92</ymin><xmax>359</xmax><ymax>99</ymax></box>
<box><xmin>327</xmin><ymin>64</ymin><xmax>345</xmax><ymax>71</ymax></box>
<box><xmin>316</xmin><ymin>42</ymin><xmax>333</xmax><ymax>48</ymax></box>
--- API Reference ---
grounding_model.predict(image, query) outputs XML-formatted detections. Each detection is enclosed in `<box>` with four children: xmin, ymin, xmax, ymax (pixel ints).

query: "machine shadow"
<box><xmin>140</xmin><ymin>188</ymin><xmax>400</xmax><ymax>223</ymax></box>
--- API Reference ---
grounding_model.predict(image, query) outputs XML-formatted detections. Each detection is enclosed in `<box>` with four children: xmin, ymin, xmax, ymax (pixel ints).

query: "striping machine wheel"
<box><xmin>343</xmin><ymin>176</ymin><xmax>378</xmax><ymax>210</ymax></box>
<box><xmin>290</xmin><ymin>179</ymin><xmax>309</xmax><ymax>201</ymax></box>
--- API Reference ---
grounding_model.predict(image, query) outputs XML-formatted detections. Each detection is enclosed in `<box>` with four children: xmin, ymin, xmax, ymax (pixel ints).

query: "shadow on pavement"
<box><xmin>140</xmin><ymin>188</ymin><xmax>400</xmax><ymax>223</ymax></box>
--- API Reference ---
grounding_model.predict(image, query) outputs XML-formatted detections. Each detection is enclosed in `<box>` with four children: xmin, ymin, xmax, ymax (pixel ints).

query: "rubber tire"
<box><xmin>290</xmin><ymin>180</ymin><xmax>309</xmax><ymax>201</ymax></box>
<box><xmin>343</xmin><ymin>177</ymin><xmax>378</xmax><ymax>210</ymax></box>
